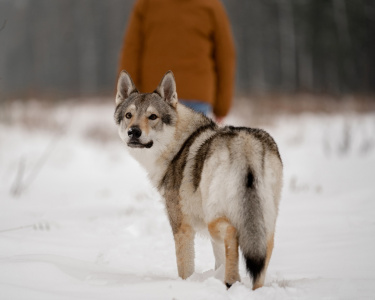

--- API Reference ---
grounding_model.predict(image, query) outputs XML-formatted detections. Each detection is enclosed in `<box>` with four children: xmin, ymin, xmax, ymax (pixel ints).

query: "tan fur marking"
<box><xmin>139</xmin><ymin>117</ymin><xmax>149</xmax><ymax>135</ymax></box>
<box><xmin>174</xmin><ymin>222</ymin><xmax>195</xmax><ymax>279</ymax></box>
<box><xmin>208</xmin><ymin>217</ymin><xmax>230</xmax><ymax>242</ymax></box>
<box><xmin>266</xmin><ymin>233</ymin><xmax>275</xmax><ymax>267</ymax></box>
<box><xmin>224</xmin><ymin>224</ymin><xmax>240</xmax><ymax>285</ymax></box>
<box><xmin>253</xmin><ymin>233</ymin><xmax>275</xmax><ymax>290</ymax></box>
<box><xmin>127</xmin><ymin>117</ymin><xmax>135</xmax><ymax>129</ymax></box>
<box><xmin>208</xmin><ymin>218</ymin><xmax>240</xmax><ymax>286</ymax></box>
<box><xmin>164</xmin><ymin>192</ymin><xmax>182</xmax><ymax>235</ymax></box>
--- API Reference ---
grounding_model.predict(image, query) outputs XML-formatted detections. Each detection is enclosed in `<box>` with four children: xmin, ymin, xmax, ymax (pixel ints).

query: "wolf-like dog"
<box><xmin>114</xmin><ymin>71</ymin><xmax>283</xmax><ymax>289</ymax></box>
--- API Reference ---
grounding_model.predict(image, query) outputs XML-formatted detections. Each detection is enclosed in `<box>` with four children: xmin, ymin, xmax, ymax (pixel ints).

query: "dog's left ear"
<box><xmin>156</xmin><ymin>71</ymin><xmax>178</xmax><ymax>108</ymax></box>
<box><xmin>116</xmin><ymin>70</ymin><xmax>138</xmax><ymax>105</ymax></box>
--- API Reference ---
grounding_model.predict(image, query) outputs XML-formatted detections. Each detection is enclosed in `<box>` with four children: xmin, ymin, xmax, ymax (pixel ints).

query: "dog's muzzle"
<box><xmin>127</xmin><ymin>126</ymin><xmax>153</xmax><ymax>149</ymax></box>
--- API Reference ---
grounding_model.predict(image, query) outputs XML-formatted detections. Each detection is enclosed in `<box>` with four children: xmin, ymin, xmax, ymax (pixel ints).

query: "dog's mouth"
<box><xmin>127</xmin><ymin>139</ymin><xmax>153</xmax><ymax>149</ymax></box>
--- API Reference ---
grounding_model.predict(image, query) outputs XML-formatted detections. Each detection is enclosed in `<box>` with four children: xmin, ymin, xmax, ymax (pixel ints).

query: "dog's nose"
<box><xmin>128</xmin><ymin>127</ymin><xmax>142</xmax><ymax>138</ymax></box>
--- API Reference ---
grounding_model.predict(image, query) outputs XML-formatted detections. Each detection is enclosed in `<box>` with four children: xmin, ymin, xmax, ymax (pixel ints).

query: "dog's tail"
<box><xmin>236</xmin><ymin>168</ymin><xmax>267</xmax><ymax>286</ymax></box>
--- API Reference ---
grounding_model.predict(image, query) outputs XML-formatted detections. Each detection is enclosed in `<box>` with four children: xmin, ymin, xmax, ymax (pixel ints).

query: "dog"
<box><xmin>114</xmin><ymin>70</ymin><xmax>283</xmax><ymax>289</ymax></box>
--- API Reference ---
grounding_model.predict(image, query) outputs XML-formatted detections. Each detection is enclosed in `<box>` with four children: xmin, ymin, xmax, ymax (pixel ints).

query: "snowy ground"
<box><xmin>0</xmin><ymin>100</ymin><xmax>375</xmax><ymax>299</ymax></box>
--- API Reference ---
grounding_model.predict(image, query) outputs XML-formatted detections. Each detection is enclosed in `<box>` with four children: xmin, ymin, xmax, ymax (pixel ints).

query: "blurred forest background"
<box><xmin>0</xmin><ymin>0</ymin><xmax>374</xmax><ymax>101</ymax></box>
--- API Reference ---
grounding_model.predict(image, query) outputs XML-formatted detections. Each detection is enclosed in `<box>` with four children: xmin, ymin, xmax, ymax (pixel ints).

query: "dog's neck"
<box><xmin>174</xmin><ymin>103</ymin><xmax>214</xmax><ymax>141</ymax></box>
<box><xmin>128</xmin><ymin>103</ymin><xmax>214</xmax><ymax>186</ymax></box>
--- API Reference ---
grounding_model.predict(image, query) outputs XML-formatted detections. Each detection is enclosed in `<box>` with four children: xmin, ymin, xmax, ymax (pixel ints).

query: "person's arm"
<box><xmin>118</xmin><ymin>0</ymin><xmax>145</xmax><ymax>89</ymax></box>
<box><xmin>212</xmin><ymin>1</ymin><xmax>236</xmax><ymax>118</ymax></box>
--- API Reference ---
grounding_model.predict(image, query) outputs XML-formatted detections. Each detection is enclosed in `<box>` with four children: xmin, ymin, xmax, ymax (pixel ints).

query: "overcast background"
<box><xmin>0</xmin><ymin>0</ymin><xmax>374</xmax><ymax>100</ymax></box>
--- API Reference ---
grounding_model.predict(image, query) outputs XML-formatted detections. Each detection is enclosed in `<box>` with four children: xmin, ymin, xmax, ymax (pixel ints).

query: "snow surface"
<box><xmin>1</xmin><ymin>101</ymin><xmax>375</xmax><ymax>299</ymax></box>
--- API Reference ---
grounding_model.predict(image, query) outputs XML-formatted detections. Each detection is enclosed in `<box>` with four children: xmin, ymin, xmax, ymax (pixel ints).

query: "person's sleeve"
<box><xmin>118</xmin><ymin>0</ymin><xmax>145</xmax><ymax>89</ymax></box>
<box><xmin>212</xmin><ymin>1</ymin><xmax>236</xmax><ymax>118</ymax></box>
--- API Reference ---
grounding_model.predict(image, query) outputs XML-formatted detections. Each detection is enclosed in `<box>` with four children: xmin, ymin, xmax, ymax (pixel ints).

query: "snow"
<box><xmin>1</xmin><ymin>100</ymin><xmax>375</xmax><ymax>299</ymax></box>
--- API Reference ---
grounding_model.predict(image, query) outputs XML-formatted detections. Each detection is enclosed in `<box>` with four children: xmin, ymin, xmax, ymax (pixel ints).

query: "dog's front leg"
<box><xmin>173</xmin><ymin>223</ymin><xmax>195</xmax><ymax>279</ymax></box>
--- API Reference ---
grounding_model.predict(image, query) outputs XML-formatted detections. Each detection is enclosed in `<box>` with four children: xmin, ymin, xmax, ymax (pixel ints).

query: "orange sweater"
<box><xmin>119</xmin><ymin>0</ymin><xmax>236</xmax><ymax>117</ymax></box>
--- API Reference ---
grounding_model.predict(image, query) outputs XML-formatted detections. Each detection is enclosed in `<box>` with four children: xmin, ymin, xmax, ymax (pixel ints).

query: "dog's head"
<box><xmin>114</xmin><ymin>71</ymin><xmax>178</xmax><ymax>150</ymax></box>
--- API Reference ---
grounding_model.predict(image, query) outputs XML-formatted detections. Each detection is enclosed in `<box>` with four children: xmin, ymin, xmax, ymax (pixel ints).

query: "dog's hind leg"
<box><xmin>173</xmin><ymin>223</ymin><xmax>195</xmax><ymax>279</ymax></box>
<box><xmin>211</xmin><ymin>239</ymin><xmax>225</xmax><ymax>270</ymax></box>
<box><xmin>252</xmin><ymin>233</ymin><xmax>274</xmax><ymax>290</ymax></box>
<box><xmin>208</xmin><ymin>217</ymin><xmax>240</xmax><ymax>288</ymax></box>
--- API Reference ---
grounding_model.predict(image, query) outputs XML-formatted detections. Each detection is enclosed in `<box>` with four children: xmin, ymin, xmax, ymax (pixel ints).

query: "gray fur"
<box><xmin>159</xmin><ymin>123</ymin><xmax>217</xmax><ymax>233</ymax></box>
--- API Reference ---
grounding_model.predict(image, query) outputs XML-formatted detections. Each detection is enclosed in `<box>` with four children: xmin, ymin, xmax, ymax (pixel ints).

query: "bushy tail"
<box><xmin>237</xmin><ymin>170</ymin><xmax>267</xmax><ymax>285</ymax></box>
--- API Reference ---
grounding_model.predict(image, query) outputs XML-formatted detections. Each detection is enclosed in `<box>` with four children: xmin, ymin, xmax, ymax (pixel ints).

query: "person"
<box><xmin>118</xmin><ymin>0</ymin><xmax>236</xmax><ymax>121</ymax></box>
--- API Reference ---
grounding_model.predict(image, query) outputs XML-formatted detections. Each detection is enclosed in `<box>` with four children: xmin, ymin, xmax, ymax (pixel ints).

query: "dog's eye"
<box><xmin>149</xmin><ymin>114</ymin><xmax>158</xmax><ymax>120</ymax></box>
<box><xmin>125</xmin><ymin>112</ymin><xmax>132</xmax><ymax>119</ymax></box>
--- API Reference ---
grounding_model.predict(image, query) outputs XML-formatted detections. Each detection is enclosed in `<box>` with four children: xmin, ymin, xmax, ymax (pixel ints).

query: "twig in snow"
<box><xmin>0</xmin><ymin>224</ymin><xmax>34</xmax><ymax>233</ymax></box>
<box><xmin>10</xmin><ymin>127</ymin><xmax>65</xmax><ymax>197</ymax></box>
<box><xmin>0</xmin><ymin>20</ymin><xmax>7</xmax><ymax>33</ymax></box>
<box><xmin>11</xmin><ymin>158</ymin><xmax>26</xmax><ymax>196</ymax></box>
<box><xmin>0</xmin><ymin>222</ymin><xmax>52</xmax><ymax>234</ymax></box>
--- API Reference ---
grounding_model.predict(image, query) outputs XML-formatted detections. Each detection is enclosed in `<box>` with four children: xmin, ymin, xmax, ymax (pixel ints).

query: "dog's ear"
<box><xmin>156</xmin><ymin>71</ymin><xmax>178</xmax><ymax>108</ymax></box>
<box><xmin>116</xmin><ymin>70</ymin><xmax>138</xmax><ymax>105</ymax></box>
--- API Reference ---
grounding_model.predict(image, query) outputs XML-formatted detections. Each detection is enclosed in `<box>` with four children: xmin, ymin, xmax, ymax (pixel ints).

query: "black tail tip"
<box><xmin>245</xmin><ymin>255</ymin><xmax>266</xmax><ymax>283</ymax></box>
